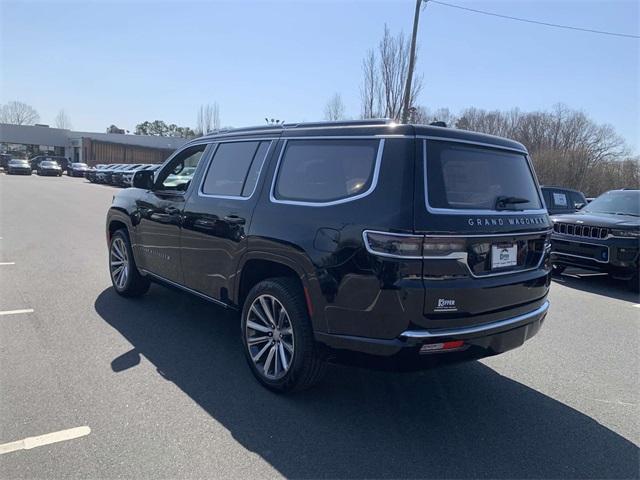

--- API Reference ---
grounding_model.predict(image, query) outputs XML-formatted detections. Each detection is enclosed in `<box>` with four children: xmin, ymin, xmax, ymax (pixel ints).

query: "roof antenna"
<box><xmin>430</xmin><ymin>121</ymin><xmax>447</xmax><ymax>127</ymax></box>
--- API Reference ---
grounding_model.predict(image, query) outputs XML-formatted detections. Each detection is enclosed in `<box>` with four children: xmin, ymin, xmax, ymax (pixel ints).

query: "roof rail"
<box><xmin>201</xmin><ymin>118</ymin><xmax>396</xmax><ymax>138</ymax></box>
<box><xmin>284</xmin><ymin>118</ymin><xmax>395</xmax><ymax>129</ymax></box>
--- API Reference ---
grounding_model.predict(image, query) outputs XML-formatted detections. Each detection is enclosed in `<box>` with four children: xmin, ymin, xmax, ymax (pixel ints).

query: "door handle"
<box><xmin>224</xmin><ymin>215</ymin><xmax>246</xmax><ymax>225</ymax></box>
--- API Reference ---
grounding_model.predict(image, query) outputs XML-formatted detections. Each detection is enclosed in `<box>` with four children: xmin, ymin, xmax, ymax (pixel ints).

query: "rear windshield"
<box><xmin>41</xmin><ymin>161</ymin><xmax>58</xmax><ymax>167</ymax></box>
<box><xmin>10</xmin><ymin>160</ymin><xmax>28</xmax><ymax>165</ymax></box>
<box><xmin>426</xmin><ymin>141</ymin><xmax>542</xmax><ymax>211</ymax></box>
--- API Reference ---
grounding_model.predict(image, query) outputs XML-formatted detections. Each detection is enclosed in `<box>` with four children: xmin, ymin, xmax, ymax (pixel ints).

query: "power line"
<box><xmin>427</xmin><ymin>0</ymin><xmax>640</xmax><ymax>39</ymax></box>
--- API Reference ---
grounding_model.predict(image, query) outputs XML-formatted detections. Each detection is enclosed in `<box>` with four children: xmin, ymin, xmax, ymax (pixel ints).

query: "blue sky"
<box><xmin>1</xmin><ymin>0</ymin><xmax>638</xmax><ymax>151</ymax></box>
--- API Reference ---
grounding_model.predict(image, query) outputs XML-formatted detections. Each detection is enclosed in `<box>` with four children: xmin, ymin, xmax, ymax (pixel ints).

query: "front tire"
<box><xmin>109</xmin><ymin>229</ymin><xmax>150</xmax><ymax>297</ymax></box>
<box><xmin>241</xmin><ymin>278</ymin><xmax>326</xmax><ymax>393</ymax></box>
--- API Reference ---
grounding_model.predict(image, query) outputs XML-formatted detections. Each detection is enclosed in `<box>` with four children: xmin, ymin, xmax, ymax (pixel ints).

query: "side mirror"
<box><xmin>133</xmin><ymin>169</ymin><xmax>155</xmax><ymax>189</ymax></box>
<box><xmin>574</xmin><ymin>202</ymin><xmax>585</xmax><ymax>210</ymax></box>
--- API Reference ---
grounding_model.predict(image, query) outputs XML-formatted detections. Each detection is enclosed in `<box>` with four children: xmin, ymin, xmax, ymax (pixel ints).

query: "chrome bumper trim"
<box><xmin>400</xmin><ymin>301</ymin><xmax>549</xmax><ymax>339</ymax></box>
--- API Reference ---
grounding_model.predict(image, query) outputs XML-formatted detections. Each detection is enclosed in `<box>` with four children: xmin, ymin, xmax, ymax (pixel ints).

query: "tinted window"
<box><xmin>426</xmin><ymin>141</ymin><xmax>542</xmax><ymax>211</ymax></box>
<box><xmin>274</xmin><ymin>139</ymin><xmax>379</xmax><ymax>203</ymax></box>
<box><xmin>202</xmin><ymin>141</ymin><xmax>270</xmax><ymax>197</ymax></box>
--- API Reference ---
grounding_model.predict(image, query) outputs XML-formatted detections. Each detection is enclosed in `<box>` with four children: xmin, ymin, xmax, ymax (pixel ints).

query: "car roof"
<box><xmin>541</xmin><ymin>186</ymin><xmax>584</xmax><ymax>193</ymax></box>
<box><xmin>193</xmin><ymin>120</ymin><xmax>528</xmax><ymax>153</ymax></box>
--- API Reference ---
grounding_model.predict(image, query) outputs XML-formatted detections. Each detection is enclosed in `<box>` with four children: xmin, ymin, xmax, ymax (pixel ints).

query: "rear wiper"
<box><xmin>495</xmin><ymin>196</ymin><xmax>530</xmax><ymax>210</ymax></box>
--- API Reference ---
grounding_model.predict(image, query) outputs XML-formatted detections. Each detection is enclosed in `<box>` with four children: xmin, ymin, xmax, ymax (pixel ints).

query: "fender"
<box><xmin>233</xmin><ymin>248</ymin><xmax>328</xmax><ymax>333</ymax></box>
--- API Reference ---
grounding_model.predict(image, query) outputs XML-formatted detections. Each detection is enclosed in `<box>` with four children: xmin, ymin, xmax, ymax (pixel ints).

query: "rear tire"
<box><xmin>241</xmin><ymin>277</ymin><xmax>326</xmax><ymax>393</ymax></box>
<box><xmin>109</xmin><ymin>229</ymin><xmax>150</xmax><ymax>297</ymax></box>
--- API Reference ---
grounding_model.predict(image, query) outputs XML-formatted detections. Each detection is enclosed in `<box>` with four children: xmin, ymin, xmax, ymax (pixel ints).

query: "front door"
<box><xmin>134</xmin><ymin>143</ymin><xmax>210</xmax><ymax>284</ymax></box>
<box><xmin>181</xmin><ymin>139</ymin><xmax>275</xmax><ymax>301</ymax></box>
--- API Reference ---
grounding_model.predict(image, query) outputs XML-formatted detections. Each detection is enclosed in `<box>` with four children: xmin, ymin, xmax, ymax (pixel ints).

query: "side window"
<box><xmin>569</xmin><ymin>191</ymin><xmax>586</xmax><ymax>209</ymax></box>
<box><xmin>201</xmin><ymin>141</ymin><xmax>271</xmax><ymax>197</ymax></box>
<box><xmin>156</xmin><ymin>144</ymin><xmax>207</xmax><ymax>191</ymax></box>
<box><xmin>273</xmin><ymin>139</ymin><xmax>379</xmax><ymax>203</ymax></box>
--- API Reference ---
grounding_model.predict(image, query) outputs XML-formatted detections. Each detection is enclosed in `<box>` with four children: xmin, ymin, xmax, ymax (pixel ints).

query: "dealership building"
<box><xmin>0</xmin><ymin>123</ymin><xmax>187</xmax><ymax>166</ymax></box>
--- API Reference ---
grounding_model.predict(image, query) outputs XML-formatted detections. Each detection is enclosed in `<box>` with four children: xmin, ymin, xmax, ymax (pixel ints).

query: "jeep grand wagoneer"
<box><xmin>106</xmin><ymin>120</ymin><xmax>552</xmax><ymax>392</ymax></box>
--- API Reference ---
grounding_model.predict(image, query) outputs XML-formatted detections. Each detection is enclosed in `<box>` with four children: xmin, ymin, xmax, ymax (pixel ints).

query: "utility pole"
<box><xmin>401</xmin><ymin>0</ymin><xmax>424</xmax><ymax>124</ymax></box>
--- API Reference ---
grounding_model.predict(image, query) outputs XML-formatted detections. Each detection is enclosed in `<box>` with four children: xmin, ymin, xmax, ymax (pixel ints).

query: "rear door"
<box><xmin>415</xmin><ymin>138</ymin><xmax>551</xmax><ymax>328</ymax></box>
<box><xmin>180</xmin><ymin>138</ymin><xmax>276</xmax><ymax>301</ymax></box>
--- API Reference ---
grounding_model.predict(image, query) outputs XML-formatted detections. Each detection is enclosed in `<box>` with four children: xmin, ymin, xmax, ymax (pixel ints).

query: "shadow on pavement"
<box><xmin>552</xmin><ymin>268</ymin><xmax>639</xmax><ymax>304</ymax></box>
<box><xmin>95</xmin><ymin>286</ymin><xmax>639</xmax><ymax>479</ymax></box>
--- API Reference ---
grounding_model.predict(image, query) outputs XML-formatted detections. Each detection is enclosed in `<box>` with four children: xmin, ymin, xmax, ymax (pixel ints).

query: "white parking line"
<box><xmin>0</xmin><ymin>426</ymin><xmax>91</xmax><ymax>455</ymax></box>
<box><xmin>0</xmin><ymin>309</ymin><xmax>34</xmax><ymax>316</ymax></box>
<box><xmin>0</xmin><ymin>262</ymin><xmax>16</xmax><ymax>266</ymax></box>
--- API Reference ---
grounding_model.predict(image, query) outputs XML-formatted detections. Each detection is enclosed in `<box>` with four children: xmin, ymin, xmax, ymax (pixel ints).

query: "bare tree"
<box><xmin>54</xmin><ymin>109</ymin><xmax>72</xmax><ymax>129</ymax></box>
<box><xmin>412</xmin><ymin>106</ymin><xmax>458</xmax><ymax>126</ymax></box>
<box><xmin>197</xmin><ymin>103</ymin><xmax>221</xmax><ymax>134</ymax></box>
<box><xmin>454</xmin><ymin>104</ymin><xmax>634</xmax><ymax>195</ymax></box>
<box><xmin>360</xmin><ymin>49</ymin><xmax>382</xmax><ymax>119</ymax></box>
<box><xmin>212</xmin><ymin>102</ymin><xmax>220</xmax><ymax>131</ymax></box>
<box><xmin>0</xmin><ymin>101</ymin><xmax>40</xmax><ymax>125</ymax></box>
<box><xmin>324</xmin><ymin>93</ymin><xmax>346</xmax><ymax>121</ymax></box>
<box><xmin>359</xmin><ymin>25</ymin><xmax>423</xmax><ymax>121</ymax></box>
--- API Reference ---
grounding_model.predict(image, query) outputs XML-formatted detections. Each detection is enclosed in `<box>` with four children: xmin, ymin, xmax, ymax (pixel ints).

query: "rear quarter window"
<box><xmin>273</xmin><ymin>139</ymin><xmax>380</xmax><ymax>204</ymax></box>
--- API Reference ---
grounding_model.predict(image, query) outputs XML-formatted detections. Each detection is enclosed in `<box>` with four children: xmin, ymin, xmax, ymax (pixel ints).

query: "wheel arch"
<box><xmin>234</xmin><ymin>252</ymin><xmax>324</xmax><ymax>331</ymax></box>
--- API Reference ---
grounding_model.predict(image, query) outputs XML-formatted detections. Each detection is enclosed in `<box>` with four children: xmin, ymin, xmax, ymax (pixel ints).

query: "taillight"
<box><xmin>363</xmin><ymin>231</ymin><xmax>467</xmax><ymax>259</ymax></box>
<box><xmin>422</xmin><ymin>238</ymin><xmax>466</xmax><ymax>258</ymax></box>
<box><xmin>363</xmin><ymin>231</ymin><xmax>423</xmax><ymax>258</ymax></box>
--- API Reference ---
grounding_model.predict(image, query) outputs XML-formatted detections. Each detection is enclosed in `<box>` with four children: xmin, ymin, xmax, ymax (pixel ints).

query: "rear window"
<box><xmin>426</xmin><ymin>141</ymin><xmax>542</xmax><ymax>211</ymax></box>
<box><xmin>273</xmin><ymin>139</ymin><xmax>380</xmax><ymax>203</ymax></box>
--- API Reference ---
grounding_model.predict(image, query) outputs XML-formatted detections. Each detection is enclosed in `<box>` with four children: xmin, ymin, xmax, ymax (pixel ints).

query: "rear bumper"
<box><xmin>316</xmin><ymin>300</ymin><xmax>549</xmax><ymax>361</ymax></box>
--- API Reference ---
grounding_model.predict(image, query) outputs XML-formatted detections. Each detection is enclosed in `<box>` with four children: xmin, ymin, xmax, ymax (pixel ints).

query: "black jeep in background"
<box><xmin>550</xmin><ymin>189</ymin><xmax>640</xmax><ymax>291</ymax></box>
<box><xmin>106</xmin><ymin>120</ymin><xmax>552</xmax><ymax>392</ymax></box>
<box><xmin>541</xmin><ymin>186</ymin><xmax>587</xmax><ymax>215</ymax></box>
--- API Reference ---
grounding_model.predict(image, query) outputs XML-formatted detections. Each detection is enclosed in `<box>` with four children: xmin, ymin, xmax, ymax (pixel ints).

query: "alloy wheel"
<box><xmin>110</xmin><ymin>237</ymin><xmax>129</xmax><ymax>290</ymax></box>
<box><xmin>245</xmin><ymin>294</ymin><xmax>295</xmax><ymax>380</ymax></box>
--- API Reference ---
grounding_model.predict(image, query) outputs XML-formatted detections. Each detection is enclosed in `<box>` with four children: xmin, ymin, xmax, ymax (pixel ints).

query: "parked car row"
<box><xmin>87</xmin><ymin>163</ymin><xmax>161</xmax><ymax>187</ymax></box>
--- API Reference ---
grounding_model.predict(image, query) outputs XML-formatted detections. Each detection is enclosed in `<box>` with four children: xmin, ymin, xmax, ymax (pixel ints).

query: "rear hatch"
<box><xmin>414</xmin><ymin>137</ymin><xmax>551</xmax><ymax>329</ymax></box>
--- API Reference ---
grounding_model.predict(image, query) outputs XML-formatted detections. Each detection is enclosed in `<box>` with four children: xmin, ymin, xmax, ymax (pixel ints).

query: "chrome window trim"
<box><xmin>270</xmin><ymin>138</ymin><xmax>385</xmax><ymax>207</ymax></box>
<box><xmin>363</xmin><ymin>229</ymin><xmax>549</xmax><ymax>278</ymax></box>
<box><xmin>422</xmin><ymin>139</ymin><xmax>547</xmax><ymax>216</ymax></box>
<box><xmin>400</xmin><ymin>300</ymin><xmax>549</xmax><ymax>339</ymax></box>
<box><xmin>197</xmin><ymin>139</ymin><xmax>275</xmax><ymax>201</ymax></box>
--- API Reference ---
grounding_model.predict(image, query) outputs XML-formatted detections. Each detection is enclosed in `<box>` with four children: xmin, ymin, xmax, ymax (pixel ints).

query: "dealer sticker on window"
<box><xmin>491</xmin><ymin>243</ymin><xmax>517</xmax><ymax>269</ymax></box>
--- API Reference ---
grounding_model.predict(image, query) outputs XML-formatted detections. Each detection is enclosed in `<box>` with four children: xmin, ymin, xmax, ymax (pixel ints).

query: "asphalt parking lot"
<box><xmin>0</xmin><ymin>172</ymin><xmax>638</xmax><ymax>479</ymax></box>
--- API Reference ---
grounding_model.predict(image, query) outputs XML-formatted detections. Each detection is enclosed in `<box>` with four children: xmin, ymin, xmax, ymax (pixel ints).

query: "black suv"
<box><xmin>541</xmin><ymin>186</ymin><xmax>587</xmax><ymax>215</ymax></box>
<box><xmin>550</xmin><ymin>189</ymin><xmax>640</xmax><ymax>290</ymax></box>
<box><xmin>105</xmin><ymin>120</ymin><xmax>552</xmax><ymax>392</ymax></box>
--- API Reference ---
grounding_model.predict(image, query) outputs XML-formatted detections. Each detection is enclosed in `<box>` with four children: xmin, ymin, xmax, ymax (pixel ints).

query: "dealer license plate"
<box><xmin>491</xmin><ymin>243</ymin><xmax>517</xmax><ymax>269</ymax></box>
